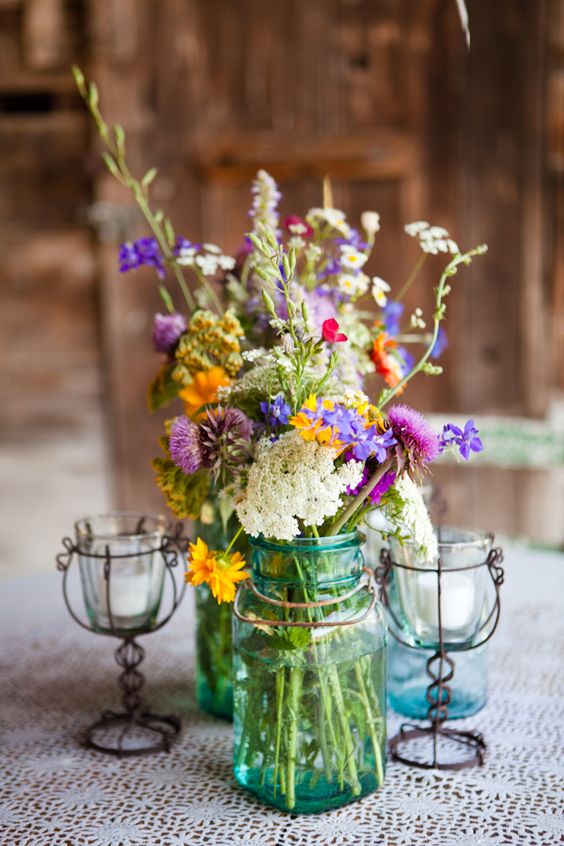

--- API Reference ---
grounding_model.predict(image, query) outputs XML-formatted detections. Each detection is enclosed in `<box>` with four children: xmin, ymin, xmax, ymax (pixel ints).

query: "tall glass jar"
<box><xmin>233</xmin><ymin>533</ymin><xmax>387</xmax><ymax>814</ymax></box>
<box><xmin>193</xmin><ymin>502</ymin><xmax>248</xmax><ymax>720</ymax></box>
<box><xmin>388</xmin><ymin>638</ymin><xmax>488</xmax><ymax>719</ymax></box>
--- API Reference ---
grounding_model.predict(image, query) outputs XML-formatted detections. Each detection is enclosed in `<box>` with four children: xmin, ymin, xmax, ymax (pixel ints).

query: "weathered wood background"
<box><xmin>1</xmin><ymin>0</ymin><xmax>563</xmax><ymax>546</ymax></box>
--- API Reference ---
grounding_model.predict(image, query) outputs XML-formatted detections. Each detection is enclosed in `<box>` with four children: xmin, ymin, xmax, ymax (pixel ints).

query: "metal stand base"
<box><xmin>85</xmin><ymin>710</ymin><xmax>181</xmax><ymax>757</ymax></box>
<box><xmin>389</xmin><ymin>722</ymin><xmax>487</xmax><ymax>771</ymax></box>
<box><xmin>84</xmin><ymin>636</ymin><xmax>180</xmax><ymax>757</ymax></box>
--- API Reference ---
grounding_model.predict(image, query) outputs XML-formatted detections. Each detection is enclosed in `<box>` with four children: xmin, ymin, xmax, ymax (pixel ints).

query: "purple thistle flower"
<box><xmin>118</xmin><ymin>238</ymin><xmax>165</xmax><ymax>278</ymax></box>
<box><xmin>387</xmin><ymin>404</ymin><xmax>440</xmax><ymax>476</ymax></box>
<box><xmin>152</xmin><ymin>313</ymin><xmax>187</xmax><ymax>354</ymax></box>
<box><xmin>431</xmin><ymin>326</ymin><xmax>449</xmax><ymax>360</ymax></box>
<box><xmin>440</xmin><ymin>419</ymin><xmax>484</xmax><ymax>461</ymax></box>
<box><xmin>169</xmin><ymin>416</ymin><xmax>203</xmax><ymax>475</ymax></box>
<box><xmin>261</xmin><ymin>394</ymin><xmax>292</xmax><ymax>428</ymax></box>
<box><xmin>199</xmin><ymin>407</ymin><xmax>253</xmax><ymax>481</ymax></box>
<box><xmin>382</xmin><ymin>301</ymin><xmax>403</xmax><ymax>336</ymax></box>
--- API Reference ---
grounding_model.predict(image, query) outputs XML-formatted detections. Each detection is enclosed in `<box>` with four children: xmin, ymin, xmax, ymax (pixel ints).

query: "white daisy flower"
<box><xmin>339</xmin><ymin>246</ymin><xmax>368</xmax><ymax>271</ymax></box>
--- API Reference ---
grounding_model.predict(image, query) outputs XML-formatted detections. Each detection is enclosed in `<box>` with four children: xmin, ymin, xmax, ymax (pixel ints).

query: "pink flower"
<box><xmin>322</xmin><ymin>318</ymin><xmax>348</xmax><ymax>344</ymax></box>
<box><xmin>283</xmin><ymin>215</ymin><xmax>313</xmax><ymax>237</ymax></box>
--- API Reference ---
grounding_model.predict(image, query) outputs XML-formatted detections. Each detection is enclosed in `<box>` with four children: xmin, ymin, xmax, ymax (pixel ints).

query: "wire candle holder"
<box><xmin>376</xmin><ymin>528</ymin><xmax>504</xmax><ymax>770</ymax></box>
<box><xmin>56</xmin><ymin>512</ymin><xmax>188</xmax><ymax>757</ymax></box>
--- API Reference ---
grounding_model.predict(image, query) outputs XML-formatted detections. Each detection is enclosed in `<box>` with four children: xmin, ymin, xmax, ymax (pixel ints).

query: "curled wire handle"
<box><xmin>56</xmin><ymin>528</ymin><xmax>189</xmax><ymax>639</ymax></box>
<box><xmin>233</xmin><ymin>569</ymin><xmax>378</xmax><ymax>628</ymax></box>
<box><xmin>57</xmin><ymin>538</ymin><xmax>95</xmax><ymax>633</ymax></box>
<box><xmin>375</xmin><ymin>546</ymin><xmax>504</xmax><ymax>652</ymax></box>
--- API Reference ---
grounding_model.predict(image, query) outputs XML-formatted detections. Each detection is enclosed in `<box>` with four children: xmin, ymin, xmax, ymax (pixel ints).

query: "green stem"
<box><xmin>354</xmin><ymin>663</ymin><xmax>384</xmax><ymax>785</ymax></box>
<box><xmin>328</xmin><ymin>666</ymin><xmax>361</xmax><ymax>796</ymax></box>
<box><xmin>378</xmin><ymin>245</ymin><xmax>487</xmax><ymax>408</ymax></box>
<box><xmin>395</xmin><ymin>252</ymin><xmax>427</xmax><ymax>302</ymax></box>
<box><xmin>272</xmin><ymin>667</ymin><xmax>285</xmax><ymax>798</ymax></box>
<box><xmin>286</xmin><ymin>666</ymin><xmax>303</xmax><ymax>811</ymax></box>
<box><xmin>225</xmin><ymin>525</ymin><xmax>244</xmax><ymax>556</ymax></box>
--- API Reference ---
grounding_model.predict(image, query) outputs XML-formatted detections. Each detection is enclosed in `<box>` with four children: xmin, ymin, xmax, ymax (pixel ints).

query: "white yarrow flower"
<box><xmin>203</xmin><ymin>242</ymin><xmax>222</xmax><ymax>254</ymax></box>
<box><xmin>235</xmin><ymin>431</ymin><xmax>364</xmax><ymax>541</ymax></box>
<box><xmin>218</xmin><ymin>255</ymin><xmax>236</xmax><ymax>271</ymax></box>
<box><xmin>384</xmin><ymin>475</ymin><xmax>438</xmax><ymax>561</ymax></box>
<box><xmin>195</xmin><ymin>254</ymin><xmax>219</xmax><ymax>275</ymax></box>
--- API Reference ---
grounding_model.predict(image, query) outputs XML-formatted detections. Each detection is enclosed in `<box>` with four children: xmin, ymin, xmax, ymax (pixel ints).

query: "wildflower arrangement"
<box><xmin>75</xmin><ymin>67</ymin><xmax>486</xmax><ymax>808</ymax></box>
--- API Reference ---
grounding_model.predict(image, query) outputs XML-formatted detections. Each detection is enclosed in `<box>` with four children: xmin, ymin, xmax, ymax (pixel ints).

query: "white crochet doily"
<box><xmin>1</xmin><ymin>546</ymin><xmax>563</xmax><ymax>846</ymax></box>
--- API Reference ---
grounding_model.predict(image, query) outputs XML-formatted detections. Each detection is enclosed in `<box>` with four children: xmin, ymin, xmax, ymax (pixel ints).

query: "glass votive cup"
<box><xmin>75</xmin><ymin>512</ymin><xmax>169</xmax><ymax>634</ymax></box>
<box><xmin>388</xmin><ymin>636</ymin><xmax>489</xmax><ymax>719</ymax></box>
<box><xmin>388</xmin><ymin>528</ymin><xmax>493</xmax><ymax>650</ymax></box>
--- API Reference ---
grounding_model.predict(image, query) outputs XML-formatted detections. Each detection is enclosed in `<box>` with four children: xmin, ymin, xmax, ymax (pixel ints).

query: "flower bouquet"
<box><xmin>75</xmin><ymin>68</ymin><xmax>486</xmax><ymax>812</ymax></box>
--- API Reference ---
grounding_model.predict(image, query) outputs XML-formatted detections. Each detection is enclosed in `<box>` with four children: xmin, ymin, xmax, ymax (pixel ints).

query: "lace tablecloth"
<box><xmin>1</xmin><ymin>545</ymin><xmax>563</xmax><ymax>846</ymax></box>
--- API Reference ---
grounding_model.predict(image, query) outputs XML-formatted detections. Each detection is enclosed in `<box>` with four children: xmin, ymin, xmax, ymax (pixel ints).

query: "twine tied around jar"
<box><xmin>233</xmin><ymin>567</ymin><xmax>378</xmax><ymax>628</ymax></box>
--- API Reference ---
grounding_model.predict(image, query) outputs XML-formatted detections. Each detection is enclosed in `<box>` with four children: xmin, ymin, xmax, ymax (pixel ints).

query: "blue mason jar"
<box><xmin>388</xmin><ymin>637</ymin><xmax>488</xmax><ymax>719</ymax></box>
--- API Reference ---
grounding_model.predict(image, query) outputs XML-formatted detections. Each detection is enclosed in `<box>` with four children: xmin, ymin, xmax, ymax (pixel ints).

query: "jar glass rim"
<box><xmin>250</xmin><ymin>531</ymin><xmax>364</xmax><ymax>552</ymax></box>
<box><xmin>389</xmin><ymin>526</ymin><xmax>493</xmax><ymax>551</ymax></box>
<box><xmin>74</xmin><ymin>511</ymin><xmax>169</xmax><ymax>541</ymax></box>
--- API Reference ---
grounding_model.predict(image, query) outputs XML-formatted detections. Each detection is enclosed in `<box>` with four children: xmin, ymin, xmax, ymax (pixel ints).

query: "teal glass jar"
<box><xmin>233</xmin><ymin>533</ymin><xmax>387</xmax><ymax>814</ymax></box>
<box><xmin>193</xmin><ymin>503</ymin><xmax>247</xmax><ymax>720</ymax></box>
<box><xmin>388</xmin><ymin>638</ymin><xmax>488</xmax><ymax>719</ymax></box>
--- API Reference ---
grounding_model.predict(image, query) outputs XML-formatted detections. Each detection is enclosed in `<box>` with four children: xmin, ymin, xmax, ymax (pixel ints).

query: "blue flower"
<box><xmin>382</xmin><ymin>301</ymin><xmax>403</xmax><ymax>336</ymax></box>
<box><xmin>440</xmin><ymin>420</ymin><xmax>484</xmax><ymax>461</ymax></box>
<box><xmin>119</xmin><ymin>238</ymin><xmax>165</xmax><ymax>278</ymax></box>
<box><xmin>431</xmin><ymin>327</ymin><xmax>449</xmax><ymax>359</ymax></box>
<box><xmin>261</xmin><ymin>393</ymin><xmax>292</xmax><ymax>428</ymax></box>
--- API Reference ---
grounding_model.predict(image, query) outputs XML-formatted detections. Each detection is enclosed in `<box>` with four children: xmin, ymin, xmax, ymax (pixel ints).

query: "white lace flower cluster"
<box><xmin>250</xmin><ymin>169</ymin><xmax>281</xmax><ymax>233</ymax></box>
<box><xmin>384</xmin><ymin>475</ymin><xmax>438</xmax><ymax>561</ymax></box>
<box><xmin>235</xmin><ymin>431</ymin><xmax>364</xmax><ymax>541</ymax></box>
<box><xmin>177</xmin><ymin>242</ymin><xmax>236</xmax><ymax>275</ymax></box>
<box><xmin>404</xmin><ymin>221</ymin><xmax>460</xmax><ymax>256</ymax></box>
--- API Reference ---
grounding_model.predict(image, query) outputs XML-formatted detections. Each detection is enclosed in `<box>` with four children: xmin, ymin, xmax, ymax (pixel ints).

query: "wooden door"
<box><xmin>83</xmin><ymin>0</ymin><xmax>562</xmax><ymax>540</ymax></box>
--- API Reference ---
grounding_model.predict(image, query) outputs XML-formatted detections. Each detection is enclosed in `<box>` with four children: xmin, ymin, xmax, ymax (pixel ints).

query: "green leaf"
<box><xmin>158</xmin><ymin>285</ymin><xmax>175</xmax><ymax>313</ymax></box>
<box><xmin>101</xmin><ymin>151</ymin><xmax>119</xmax><ymax>177</ymax></box>
<box><xmin>88</xmin><ymin>81</ymin><xmax>99</xmax><ymax>108</ymax></box>
<box><xmin>142</xmin><ymin>167</ymin><xmax>158</xmax><ymax>188</ymax></box>
<box><xmin>154</xmin><ymin>209</ymin><xmax>164</xmax><ymax>224</ymax></box>
<box><xmin>153</xmin><ymin>459</ymin><xmax>210</xmax><ymax>520</ymax></box>
<box><xmin>147</xmin><ymin>363</ymin><xmax>181</xmax><ymax>412</ymax></box>
<box><xmin>163</xmin><ymin>217</ymin><xmax>176</xmax><ymax>248</ymax></box>
<box><xmin>72</xmin><ymin>65</ymin><xmax>86</xmax><ymax>97</ymax></box>
<box><xmin>114</xmin><ymin>124</ymin><xmax>126</xmax><ymax>154</ymax></box>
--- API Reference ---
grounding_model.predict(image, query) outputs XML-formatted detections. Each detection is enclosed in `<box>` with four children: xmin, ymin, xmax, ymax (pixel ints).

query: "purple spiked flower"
<box><xmin>152</xmin><ymin>313</ymin><xmax>187</xmax><ymax>354</ymax></box>
<box><xmin>346</xmin><ymin>462</ymin><xmax>397</xmax><ymax>505</ymax></box>
<box><xmin>119</xmin><ymin>238</ymin><xmax>165</xmax><ymax>278</ymax></box>
<box><xmin>169</xmin><ymin>416</ymin><xmax>203</xmax><ymax>474</ymax></box>
<box><xmin>387</xmin><ymin>404</ymin><xmax>440</xmax><ymax>476</ymax></box>
<box><xmin>440</xmin><ymin>420</ymin><xmax>484</xmax><ymax>461</ymax></box>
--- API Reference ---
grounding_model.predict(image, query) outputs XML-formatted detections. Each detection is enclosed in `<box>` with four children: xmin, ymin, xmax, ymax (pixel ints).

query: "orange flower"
<box><xmin>185</xmin><ymin>538</ymin><xmax>249</xmax><ymax>604</ymax></box>
<box><xmin>179</xmin><ymin>367</ymin><xmax>230</xmax><ymax>418</ymax></box>
<box><xmin>370</xmin><ymin>333</ymin><xmax>405</xmax><ymax>392</ymax></box>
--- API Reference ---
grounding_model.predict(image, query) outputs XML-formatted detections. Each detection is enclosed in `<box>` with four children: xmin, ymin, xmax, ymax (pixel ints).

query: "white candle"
<box><xmin>415</xmin><ymin>571</ymin><xmax>476</xmax><ymax>632</ymax></box>
<box><xmin>99</xmin><ymin>570</ymin><xmax>151</xmax><ymax>618</ymax></box>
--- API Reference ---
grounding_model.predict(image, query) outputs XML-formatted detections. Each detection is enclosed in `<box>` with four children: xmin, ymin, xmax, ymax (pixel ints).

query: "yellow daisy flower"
<box><xmin>179</xmin><ymin>366</ymin><xmax>230</xmax><ymax>418</ymax></box>
<box><xmin>185</xmin><ymin>538</ymin><xmax>217</xmax><ymax>586</ymax></box>
<box><xmin>185</xmin><ymin>539</ymin><xmax>249</xmax><ymax>604</ymax></box>
<box><xmin>208</xmin><ymin>551</ymin><xmax>249</xmax><ymax>604</ymax></box>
